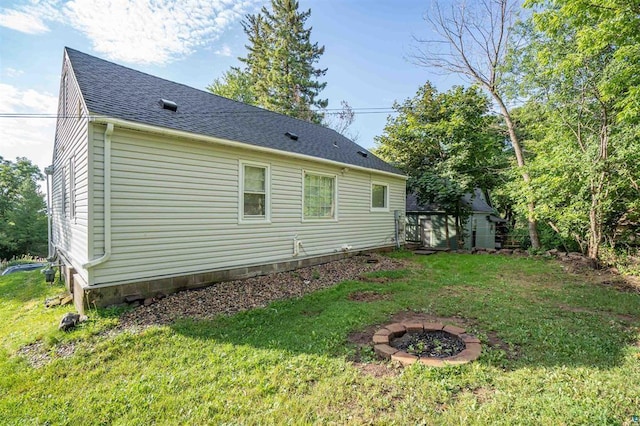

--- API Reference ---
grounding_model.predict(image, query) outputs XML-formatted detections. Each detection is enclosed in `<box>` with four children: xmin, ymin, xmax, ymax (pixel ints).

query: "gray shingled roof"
<box><xmin>406</xmin><ymin>189</ymin><xmax>498</xmax><ymax>213</ymax></box>
<box><xmin>65</xmin><ymin>47</ymin><xmax>402</xmax><ymax>176</ymax></box>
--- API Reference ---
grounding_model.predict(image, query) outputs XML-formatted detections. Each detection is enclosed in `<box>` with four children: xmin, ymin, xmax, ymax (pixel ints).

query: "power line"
<box><xmin>0</xmin><ymin>107</ymin><xmax>400</xmax><ymax>119</ymax></box>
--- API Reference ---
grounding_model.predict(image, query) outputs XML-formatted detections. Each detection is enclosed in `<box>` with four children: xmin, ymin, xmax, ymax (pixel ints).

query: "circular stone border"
<box><xmin>372</xmin><ymin>322</ymin><xmax>481</xmax><ymax>367</ymax></box>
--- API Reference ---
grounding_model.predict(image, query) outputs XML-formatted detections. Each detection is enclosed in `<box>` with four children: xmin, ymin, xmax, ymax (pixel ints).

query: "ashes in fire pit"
<box><xmin>390</xmin><ymin>330</ymin><xmax>465</xmax><ymax>358</ymax></box>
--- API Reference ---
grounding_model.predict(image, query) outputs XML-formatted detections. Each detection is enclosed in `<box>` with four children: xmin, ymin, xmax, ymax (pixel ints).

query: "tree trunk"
<box><xmin>445</xmin><ymin>214</ymin><xmax>451</xmax><ymax>250</ymax></box>
<box><xmin>496</xmin><ymin>97</ymin><xmax>541</xmax><ymax>249</ymax></box>
<box><xmin>587</xmin><ymin>200</ymin><xmax>601</xmax><ymax>260</ymax></box>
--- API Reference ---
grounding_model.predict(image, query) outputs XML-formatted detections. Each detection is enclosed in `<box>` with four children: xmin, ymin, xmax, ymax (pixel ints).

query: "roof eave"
<box><xmin>88</xmin><ymin>115</ymin><xmax>407</xmax><ymax>180</ymax></box>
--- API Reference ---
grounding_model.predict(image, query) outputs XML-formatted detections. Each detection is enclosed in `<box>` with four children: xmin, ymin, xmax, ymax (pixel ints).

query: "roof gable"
<box><xmin>64</xmin><ymin>47</ymin><xmax>402</xmax><ymax>176</ymax></box>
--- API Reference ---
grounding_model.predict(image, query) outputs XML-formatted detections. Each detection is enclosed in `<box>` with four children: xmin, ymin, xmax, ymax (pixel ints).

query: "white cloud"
<box><xmin>0</xmin><ymin>7</ymin><xmax>50</xmax><ymax>34</ymax></box>
<box><xmin>0</xmin><ymin>0</ymin><xmax>257</xmax><ymax>65</ymax></box>
<box><xmin>215</xmin><ymin>44</ymin><xmax>232</xmax><ymax>57</ymax></box>
<box><xmin>4</xmin><ymin>67</ymin><xmax>25</xmax><ymax>78</ymax></box>
<box><xmin>0</xmin><ymin>83</ymin><xmax>58</xmax><ymax>172</ymax></box>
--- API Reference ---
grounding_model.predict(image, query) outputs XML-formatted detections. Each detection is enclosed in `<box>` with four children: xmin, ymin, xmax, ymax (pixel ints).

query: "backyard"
<box><xmin>1</xmin><ymin>253</ymin><xmax>639</xmax><ymax>424</ymax></box>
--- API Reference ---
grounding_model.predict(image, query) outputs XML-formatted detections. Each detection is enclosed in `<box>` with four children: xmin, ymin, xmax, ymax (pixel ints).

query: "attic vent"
<box><xmin>160</xmin><ymin>99</ymin><xmax>178</xmax><ymax>112</ymax></box>
<box><xmin>284</xmin><ymin>131</ymin><xmax>299</xmax><ymax>141</ymax></box>
<box><xmin>357</xmin><ymin>150</ymin><xmax>368</xmax><ymax>158</ymax></box>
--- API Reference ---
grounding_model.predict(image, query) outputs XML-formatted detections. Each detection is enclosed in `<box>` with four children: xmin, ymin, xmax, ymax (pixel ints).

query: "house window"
<box><xmin>303</xmin><ymin>171</ymin><xmax>336</xmax><ymax>220</ymax></box>
<box><xmin>371</xmin><ymin>182</ymin><xmax>389</xmax><ymax>211</ymax></box>
<box><xmin>239</xmin><ymin>161</ymin><xmax>270</xmax><ymax>222</ymax></box>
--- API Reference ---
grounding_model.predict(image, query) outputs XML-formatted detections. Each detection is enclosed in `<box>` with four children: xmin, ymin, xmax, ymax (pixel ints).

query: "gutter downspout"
<box><xmin>44</xmin><ymin>165</ymin><xmax>55</xmax><ymax>261</ymax></box>
<box><xmin>83</xmin><ymin>122</ymin><xmax>113</xmax><ymax>269</ymax></box>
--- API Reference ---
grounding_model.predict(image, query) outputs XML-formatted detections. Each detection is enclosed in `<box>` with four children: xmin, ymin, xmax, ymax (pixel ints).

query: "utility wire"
<box><xmin>0</xmin><ymin>107</ymin><xmax>400</xmax><ymax>119</ymax></box>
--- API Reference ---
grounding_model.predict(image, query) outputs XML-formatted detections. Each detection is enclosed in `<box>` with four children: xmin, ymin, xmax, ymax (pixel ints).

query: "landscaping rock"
<box><xmin>45</xmin><ymin>296</ymin><xmax>61</xmax><ymax>308</ymax></box>
<box><xmin>59</xmin><ymin>313</ymin><xmax>80</xmax><ymax>331</ymax></box>
<box><xmin>125</xmin><ymin>294</ymin><xmax>144</xmax><ymax>303</ymax></box>
<box><xmin>118</xmin><ymin>254</ymin><xmax>405</xmax><ymax>329</ymax></box>
<box><xmin>143</xmin><ymin>298</ymin><xmax>155</xmax><ymax>306</ymax></box>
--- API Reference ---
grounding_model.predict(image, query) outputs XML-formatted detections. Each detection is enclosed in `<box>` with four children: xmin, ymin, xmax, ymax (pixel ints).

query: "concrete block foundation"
<box><xmin>76</xmin><ymin>249</ymin><xmax>393</xmax><ymax>310</ymax></box>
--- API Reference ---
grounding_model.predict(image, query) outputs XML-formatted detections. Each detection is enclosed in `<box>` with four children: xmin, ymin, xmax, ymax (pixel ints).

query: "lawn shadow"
<box><xmin>170</xmin><ymin>267</ymin><xmax>639</xmax><ymax>370</ymax></box>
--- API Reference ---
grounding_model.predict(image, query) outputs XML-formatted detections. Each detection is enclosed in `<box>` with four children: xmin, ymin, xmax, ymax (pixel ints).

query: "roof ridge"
<box><xmin>63</xmin><ymin>47</ymin><xmax>353</xmax><ymax>134</ymax></box>
<box><xmin>63</xmin><ymin>47</ymin><xmax>402</xmax><ymax>175</ymax></box>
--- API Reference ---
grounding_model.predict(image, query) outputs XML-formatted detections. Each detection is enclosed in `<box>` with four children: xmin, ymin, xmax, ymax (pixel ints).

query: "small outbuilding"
<box><xmin>405</xmin><ymin>189</ymin><xmax>505</xmax><ymax>250</ymax></box>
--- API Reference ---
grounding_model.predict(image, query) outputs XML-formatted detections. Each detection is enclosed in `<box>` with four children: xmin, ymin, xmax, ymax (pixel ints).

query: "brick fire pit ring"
<box><xmin>373</xmin><ymin>322</ymin><xmax>481</xmax><ymax>367</ymax></box>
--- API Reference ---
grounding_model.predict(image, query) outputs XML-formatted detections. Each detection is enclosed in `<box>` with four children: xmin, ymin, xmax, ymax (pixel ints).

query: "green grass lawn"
<box><xmin>1</xmin><ymin>253</ymin><xmax>639</xmax><ymax>425</ymax></box>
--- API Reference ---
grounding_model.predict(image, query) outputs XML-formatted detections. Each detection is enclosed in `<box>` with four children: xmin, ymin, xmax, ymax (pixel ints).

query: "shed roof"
<box><xmin>406</xmin><ymin>189</ymin><xmax>499</xmax><ymax>214</ymax></box>
<box><xmin>65</xmin><ymin>47</ymin><xmax>402</xmax><ymax>176</ymax></box>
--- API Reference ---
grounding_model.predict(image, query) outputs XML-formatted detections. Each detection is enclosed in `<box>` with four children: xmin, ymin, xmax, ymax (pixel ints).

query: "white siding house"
<box><xmin>51</xmin><ymin>48</ymin><xmax>406</xmax><ymax>312</ymax></box>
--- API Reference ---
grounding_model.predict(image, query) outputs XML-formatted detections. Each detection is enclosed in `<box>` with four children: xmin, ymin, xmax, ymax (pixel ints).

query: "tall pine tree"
<box><xmin>209</xmin><ymin>0</ymin><xmax>327</xmax><ymax>124</ymax></box>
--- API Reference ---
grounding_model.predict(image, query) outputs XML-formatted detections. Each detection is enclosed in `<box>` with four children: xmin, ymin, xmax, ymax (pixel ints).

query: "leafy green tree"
<box><xmin>374</xmin><ymin>83</ymin><xmax>508</xmax><ymax>247</ymax></box>
<box><xmin>0</xmin><ymin>157</ymin><xmax>48</xmax><ymax>259</ymax></box>
<box><xmin>413</xmin><ymin>0</ymin><xmax>542</xmax><ymax>249</ymax></box>
<box><xmin>209</xmin><ymin>0</ymin><xmax>327</xmax><ymax>124</ymax></box>
<box><xmin>207</xmin><ymin>67</ymin><xmax>256</xmax><ymax>105</ymax></box>
<box><xmin>516</xmin><ymin>0</ymin><xmax>640</xmax><ymax>259</ymax></box>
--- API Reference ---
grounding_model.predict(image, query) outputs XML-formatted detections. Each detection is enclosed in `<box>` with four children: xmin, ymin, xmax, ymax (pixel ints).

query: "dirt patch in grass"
<box><xmin>16</xmin><ymin>341</ymin><xmax>77</xmax><ymax>368</ymax></box>
<box><xmin>348</xmin><ymin>291</ymin><xmax>391</xmax><ymax>302</ymax></box>
<box><xmin>554</xmin><ymin>304</ymin><xmax>637</xmax><ymax>323</ymax></box>
<box><xmin>597</xmin><ymin>277</ymin><xmax>640</xmax><ymax>294</ymax></box>
<box><xmin>472</xmin><ymin>386</ymin><xmax>495</xmax><ymax>404</ymax></box>
<box><xmin>352</xmin><ymin>361</ymin><xmax>400</xmax><ymax>378</ymax></box>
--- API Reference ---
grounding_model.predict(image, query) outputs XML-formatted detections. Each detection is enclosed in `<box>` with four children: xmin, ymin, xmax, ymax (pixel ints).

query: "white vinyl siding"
<box><xmin>371</xmin><ymin>182</ymin><xmax>389</xmax><ymax>211</ymax></box>
<box><xmin>51</xmin><ymin>53</ymin><xmax>90</xmax><ymax>284</ymax></box>
<box><xmin>239</xmin><ymin>161</ymin><xmax>270</xmax><ymax>223</ymax></box>
<box><xmin>89</xmin><ymin>127</ymin><xmax>405</xmax><ymax>286</ymax></box>
<box><xmin>303</xmin><ymin>171</ymin><xmax>336</xmax><ymax>220</ymax></box>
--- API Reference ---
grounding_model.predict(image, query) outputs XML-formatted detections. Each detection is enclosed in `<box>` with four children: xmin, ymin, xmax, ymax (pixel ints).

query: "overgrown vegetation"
<box><xmin>375</xmin><ymin>0</ymin><xmax>640</xmax><ymax>267</ymax></box>
<box><xmin>0</xmin><ymin>254</ymin><xmax>46</xmax><ymax>272</ymax></box>
<box><xmin>1</xmin><ymin>254</ymin><xmax>638</xmax><ymax>424</ymax></box>
<box><xmin>0</xmin><ymin>156</ymin><xmax>47</xmax><ymax>261</ymax></box>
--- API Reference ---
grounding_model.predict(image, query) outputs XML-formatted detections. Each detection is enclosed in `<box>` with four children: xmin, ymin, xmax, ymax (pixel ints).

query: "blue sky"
<box><xmin>0</xmin><ymin>0</ymin><xmax>465</xmax><ymax>176</ymax></box>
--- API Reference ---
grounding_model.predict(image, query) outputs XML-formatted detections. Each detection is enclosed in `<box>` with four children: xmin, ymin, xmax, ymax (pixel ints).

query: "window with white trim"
<box><xmin>239</xmin><ymin>161</ymin><xmax>270</xmax><ymax>222</ymax></box>
<box><xmin>303</xmin><ymin>171</ymin><xmax>336</xmax><ymax>220</ymax></box>
<box><xmin>371</xmin><ymin>183</ymin><xmax>389</xmax><ymax>211</ymax></box>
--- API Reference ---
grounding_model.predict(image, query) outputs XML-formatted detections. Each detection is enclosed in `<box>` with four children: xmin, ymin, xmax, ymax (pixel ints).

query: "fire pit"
<box><xmin>372</xmin><ymin>322</ymin><xmax>481</xmax><ymax>367</ymax></box>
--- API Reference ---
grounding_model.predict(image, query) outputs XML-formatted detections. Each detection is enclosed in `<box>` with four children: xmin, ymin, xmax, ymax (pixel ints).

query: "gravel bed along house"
<box><xmin>118</xmin><ymin>254</ymin><xmax>406</xmax><ymax>329</ymax></box>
